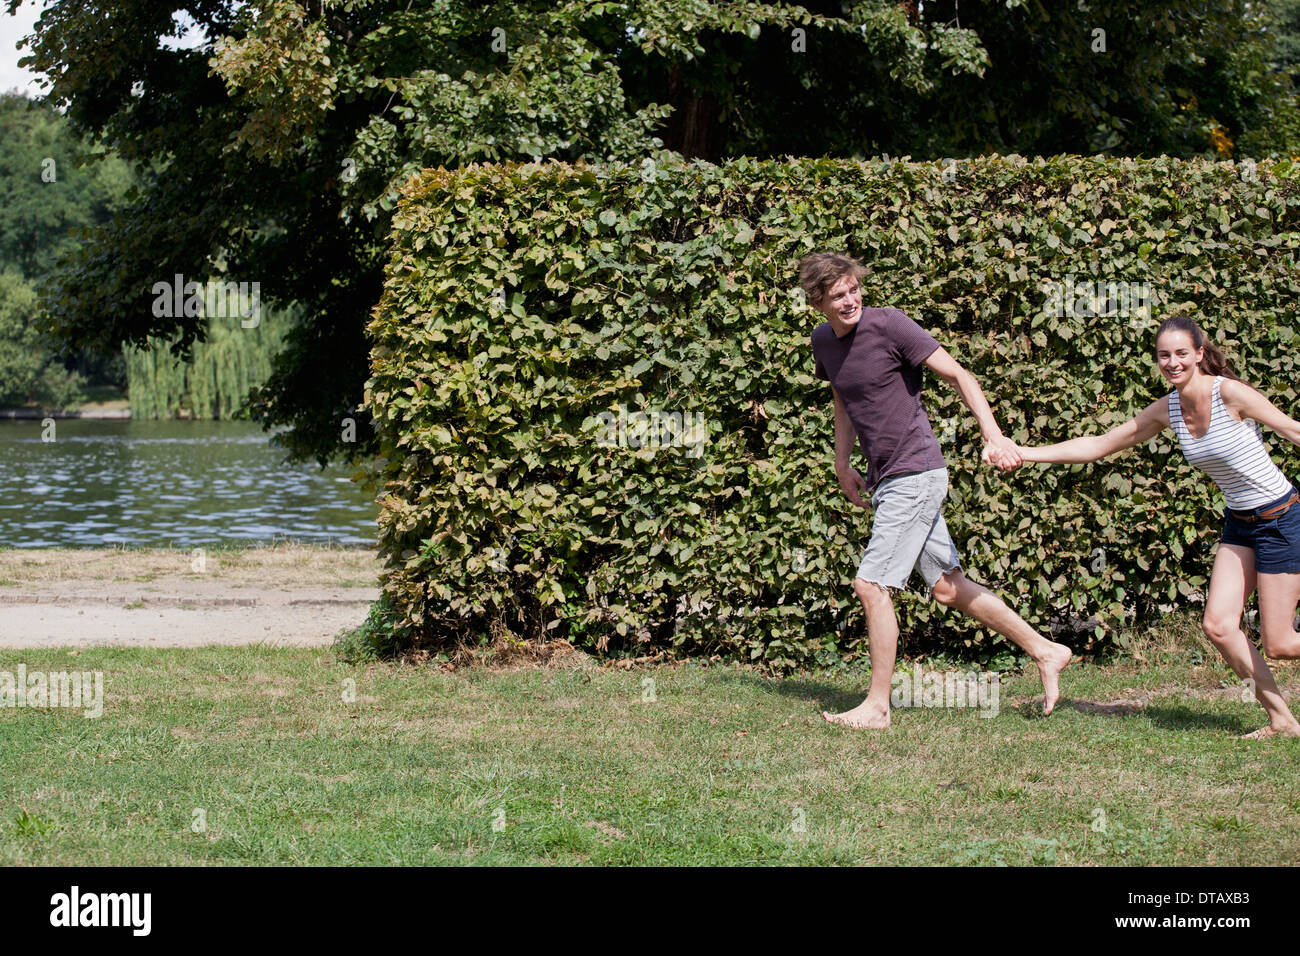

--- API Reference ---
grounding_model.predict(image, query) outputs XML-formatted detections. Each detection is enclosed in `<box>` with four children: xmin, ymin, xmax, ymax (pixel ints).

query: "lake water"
<box><xmin>0</xmin><ymin>420</ymin><xmax>378</xmax><ymax>548</ymax></box>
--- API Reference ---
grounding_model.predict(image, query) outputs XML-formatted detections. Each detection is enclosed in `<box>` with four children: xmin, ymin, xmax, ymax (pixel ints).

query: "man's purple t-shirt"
<box><xmin>811</xmin><ymin>307</ymin><xmax>946</xmax><ymax>493</ymax></box>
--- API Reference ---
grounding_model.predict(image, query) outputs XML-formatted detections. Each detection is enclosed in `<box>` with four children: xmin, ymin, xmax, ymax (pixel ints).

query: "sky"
<box><xmin>0</xmin><ymin>2</ymin><xmax>209</xmax><ymax>98</ymax></box>
<box><xmin>0</xmin><ymin>1</ymin><xmax>46</xmax><ymax>96</ymax></box>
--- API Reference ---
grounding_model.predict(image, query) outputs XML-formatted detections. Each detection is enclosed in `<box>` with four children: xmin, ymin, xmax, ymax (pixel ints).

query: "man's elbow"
<box><xmin>944</xmin><ymin>367</ymin><xmax>973</xmax><ymax>393</ymax></box>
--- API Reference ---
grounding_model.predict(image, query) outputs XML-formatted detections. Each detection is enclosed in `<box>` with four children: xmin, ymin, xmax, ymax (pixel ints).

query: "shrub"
<box><xmin>334</xmin><ymin>592</ymin><xmax>410</xmax><ymax>663</ymax></box>
<box><xmin>365</xmin><ymin>154</ymin><xmax>1300</xmax><ymax>669</ymax></box>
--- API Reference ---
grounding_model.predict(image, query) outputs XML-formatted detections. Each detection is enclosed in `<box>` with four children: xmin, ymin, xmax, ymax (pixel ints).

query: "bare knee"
<box><xmin>1260</xmin><ymin>626</ymin><xmax>1300</xmax><ymax>660</ymax></box>
<box><xmin>1201</xmin><ymin>614</ymin><xmax>1238</xmax><ymax>646</ymax></box>
<box><xmin>853</xmin><ymin>577</ymin><xmax>893</xmax><ymax>609</ymax></box>
<box><xmin>931</xmin><ymin>573</ymin><xmax>962</xmax><ymax>608</ymax></box>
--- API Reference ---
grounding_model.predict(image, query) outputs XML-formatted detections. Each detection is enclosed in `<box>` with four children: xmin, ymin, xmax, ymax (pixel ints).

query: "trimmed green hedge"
<box><xmin>365</xmin><ymin>155</ymin><xmax>1300</xmax><ymax>669</ymax></box>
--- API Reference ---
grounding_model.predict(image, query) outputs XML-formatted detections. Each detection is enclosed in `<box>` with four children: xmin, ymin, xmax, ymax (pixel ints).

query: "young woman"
<box><xmin>1004</xmin><ymin>315</ymin><xmax>1300</xmax><ymax>738</ymax></box>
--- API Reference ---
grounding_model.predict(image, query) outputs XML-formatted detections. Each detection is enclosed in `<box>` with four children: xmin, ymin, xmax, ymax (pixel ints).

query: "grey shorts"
<box><xmin>856</xmin><ymin>467</ymin><xmax>962</xmax><ymax>592</ymax></box>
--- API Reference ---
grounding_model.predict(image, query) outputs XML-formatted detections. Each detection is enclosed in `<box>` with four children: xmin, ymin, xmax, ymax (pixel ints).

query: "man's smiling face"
<box><xmin>819</xmin><ymin>272</ymin><xmax>862</xmax><ymax>330</ymax></box>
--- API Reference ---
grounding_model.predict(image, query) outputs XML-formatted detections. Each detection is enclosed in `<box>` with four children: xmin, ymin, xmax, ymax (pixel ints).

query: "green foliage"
<box><xmin>333</xmin><ymin>593</ymin><xmax>411</xmax><ymax>663</ymax></box>
<box><xmin>913</xmin><ymin>0</ymin><xmax>1300</xmax><ymax>160</ymax></box>
<box><xmin>12</xmin><ymin>809</ymin><xmax>57</xmax><ymax>838</ymax></box>
<box><xmin>1272</xmin><ymin>0</ymin><xmax>1300</xmax><ymax>81</ymax></box>
<box><xmin>366</xmin><ymin>155</ymin><xmax>1300</xmax><ymax>668</ymax></box>
<box><xmin>0</xmin><ymin>92</ymin><xmax>132</xmax><ymax>280</ymax></box>
<box><xmin>0</xmin><ymin>91</ymin><xmax>132</xmax><ymax>399</ymax></box>
<box><xmin>126</xmin><ymin>298</ymin><xmax>290</xmax><ymax>420</ymax></box>
<box><xmin>0</xmin><ymin>270</ymin><xmax>84</xmax><ymax>409</ymax></box>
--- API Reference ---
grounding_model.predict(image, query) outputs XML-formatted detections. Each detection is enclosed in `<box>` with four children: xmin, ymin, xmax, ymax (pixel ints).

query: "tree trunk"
<box><xmin>664</xmin><ymin>66</ymin><xmax>719</xmax><ymax>161</ymax></box>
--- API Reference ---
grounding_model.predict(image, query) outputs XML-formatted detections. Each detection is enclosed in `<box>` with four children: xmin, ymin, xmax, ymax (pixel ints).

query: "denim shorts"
<box><xmin>1221</xmin><ymin>484</ymin><xmax>1300</xmax><ymax>574</ymax></box>
<box><xmin>856</xmin><ymin>467</ymin><xmax>962</xmax><ymax>591</ymax></box>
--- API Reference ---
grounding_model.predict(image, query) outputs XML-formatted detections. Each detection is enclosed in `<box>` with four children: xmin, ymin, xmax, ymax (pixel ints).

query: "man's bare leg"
<box><xmin>931</xmin><ymin>569</ymin><xmax>1073</xmax><ymax>714</ymax></box>
<box><xmin>823</xmin><ymin>577</ymin><xmax>897</xmax><ymax>729</ymax></box>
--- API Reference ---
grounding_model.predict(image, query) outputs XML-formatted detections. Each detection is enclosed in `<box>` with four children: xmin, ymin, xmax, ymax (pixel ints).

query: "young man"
<box><xmin>802</xmin><ymin>252</ymin><xmax>1072</xmax><ymax>729</ymax></box>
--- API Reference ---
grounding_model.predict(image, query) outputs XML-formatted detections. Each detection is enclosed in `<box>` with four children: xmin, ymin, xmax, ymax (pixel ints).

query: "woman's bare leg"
<box><xmin>1202</xmin><ymin>544</ymin><xmax>1300</xmax><ymax>738</ymax></box>
<box><xmin>1256</xmin><ymin>569</ymin><xmax>1300</xmax><ymax>659</ymax></box>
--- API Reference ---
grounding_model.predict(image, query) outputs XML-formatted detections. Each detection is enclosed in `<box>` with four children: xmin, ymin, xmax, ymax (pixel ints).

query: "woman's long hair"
<box><xmin>1154</xmin><ymin>315</ymin><xmax>1242</xmax><ymax>381</ymax></box>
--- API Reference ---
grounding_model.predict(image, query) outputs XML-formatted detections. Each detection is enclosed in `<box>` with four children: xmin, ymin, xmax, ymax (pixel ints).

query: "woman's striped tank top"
<box><xmin>1167</xmin><ymin>375</ymin><xmax>1291</xmax><ymax>510</ymax></box>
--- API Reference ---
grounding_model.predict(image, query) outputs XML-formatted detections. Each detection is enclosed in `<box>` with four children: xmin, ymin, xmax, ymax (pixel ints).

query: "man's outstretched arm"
<box><xmin>922</xmin><ymin>346</ymin><xmax>1021</xmax><ymax>468</ymax></box>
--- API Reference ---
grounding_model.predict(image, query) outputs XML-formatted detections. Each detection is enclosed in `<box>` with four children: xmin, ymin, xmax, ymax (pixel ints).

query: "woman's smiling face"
<box><xmin>1155</xmin><ymin>329</ymin><xmax>1203</xmax><ymax>387</ymax></box>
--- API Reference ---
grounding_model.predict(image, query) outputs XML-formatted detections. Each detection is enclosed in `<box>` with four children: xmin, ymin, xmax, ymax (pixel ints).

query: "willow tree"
<box><xmin>126</xmin><ymin>290</ymin><xmax>289</xmax><ymax>420</ymax></box>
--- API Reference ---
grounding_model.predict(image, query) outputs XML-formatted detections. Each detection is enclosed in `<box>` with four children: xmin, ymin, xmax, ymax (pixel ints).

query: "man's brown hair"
<box><xmin>797</xmin><ymin>253</ymin><xmax>866</xmax><ymax>308</ymax></box>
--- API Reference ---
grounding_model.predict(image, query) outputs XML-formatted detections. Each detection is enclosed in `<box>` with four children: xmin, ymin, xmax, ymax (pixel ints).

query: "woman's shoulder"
<box><xmin>1217</xmin><ymin>376</ymin><xmax>1253</xmax><ymax>401</ymax></box>
<box><xmin>1216</xmin><ymin>376</ymin><xmax>1264</xmax><ymax>422</ymax></box>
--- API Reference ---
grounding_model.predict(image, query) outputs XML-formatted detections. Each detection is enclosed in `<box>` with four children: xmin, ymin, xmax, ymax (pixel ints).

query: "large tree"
<box><xmin>0</xmin><ymin>91</ymin><xmax>133</xmax><ymax>394</ymax></box>
<box><xmin>0</xmin><ymin>269</ymin><xmax>83</xmax><ymax>408</ymax></box>
<box><xmin>0</xmin><ymin>92</ymin><xmax>131</xmax><ymax>278</ymax></box>
<box><xmin>14</xmin><ymin>0</ymin><xmax>1300</xmax><ymax>464</ymax></box>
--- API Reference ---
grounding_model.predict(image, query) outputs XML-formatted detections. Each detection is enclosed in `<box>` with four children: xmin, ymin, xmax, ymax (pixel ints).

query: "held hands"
<box><xmin>837</xmin><ymin>438</ymin><xmax>1022</xmax><ymax>505</ymax></box>
<box><xmin>981</xmin><ymin>436</ymin><xmax>1025</xmax><ymax>472</ymax></box>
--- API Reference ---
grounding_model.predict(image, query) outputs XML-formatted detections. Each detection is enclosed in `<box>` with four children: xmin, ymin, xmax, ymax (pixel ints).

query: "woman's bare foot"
<box><xmin>1035</xmin><ymin>643</ymin><xmax>1073</xmax><ymax>715</ymax></box>
<box><xmin>822</xmin><ymin>700</ymin><xmax>890</xmax><ymax>730</ymax></box>
<box><xmin>1241</xmin><ymin>722</ymin><xmax>1300</xmax><ymax>740</ymax></box>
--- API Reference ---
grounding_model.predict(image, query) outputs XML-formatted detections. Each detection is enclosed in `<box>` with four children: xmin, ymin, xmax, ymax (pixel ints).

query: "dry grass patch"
<box><xmin>0</xmin><ymin>544</ymin><xmax>380</xmax><ymax>588</ymax></box>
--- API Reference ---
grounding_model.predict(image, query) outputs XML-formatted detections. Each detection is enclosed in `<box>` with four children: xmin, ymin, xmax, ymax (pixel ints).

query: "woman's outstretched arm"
<box><xmin>1018</xmin><ymin>396</ymin><xmax>1169</xmax><ymax>465</ymax></box>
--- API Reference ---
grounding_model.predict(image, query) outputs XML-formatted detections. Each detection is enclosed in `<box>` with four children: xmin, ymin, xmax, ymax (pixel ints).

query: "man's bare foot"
<box><xmin>1241</xmin><ymin>723</ymin><xmax>1300</xmax><ymax>740</ymax></box>
<box><xmin>822</xmin><ymin>701</ymin><xmax>890</xmax><ymax>730</ymax></box>
<box><xmin>1035</xmin><ymin>643</ymin><xmax>1073</xmax><ymax>716</ymax></box>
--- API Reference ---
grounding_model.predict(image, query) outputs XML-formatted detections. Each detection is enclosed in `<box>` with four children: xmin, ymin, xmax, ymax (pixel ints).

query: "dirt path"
<box><xmin>0</xmin><ymin>546</ymin><xmax>382</xmax><ymax>648</ymax></box>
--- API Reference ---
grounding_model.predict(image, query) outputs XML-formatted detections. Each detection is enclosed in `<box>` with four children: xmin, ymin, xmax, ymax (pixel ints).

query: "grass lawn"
<box><xmin>2</xmin><ymin>611</ymin><xmax>1298</xmax><ymax>866</ymax></box>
